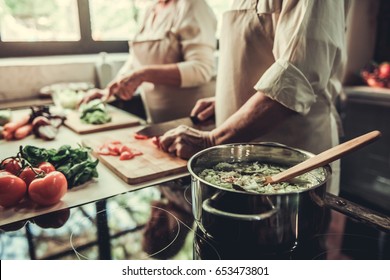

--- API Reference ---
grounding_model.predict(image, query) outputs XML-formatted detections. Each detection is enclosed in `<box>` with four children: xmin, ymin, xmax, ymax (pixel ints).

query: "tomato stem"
<box><xmin>0</xmin><ymin>146</ymin><xmax>45</xmax><ymax>178</ymax></box>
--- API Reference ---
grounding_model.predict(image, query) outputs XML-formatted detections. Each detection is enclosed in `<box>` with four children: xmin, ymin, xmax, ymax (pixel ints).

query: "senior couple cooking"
<box><xmin>83</xmin><ymin>0</ymin><xmax>350</xmax><ymax>199</ymax></box>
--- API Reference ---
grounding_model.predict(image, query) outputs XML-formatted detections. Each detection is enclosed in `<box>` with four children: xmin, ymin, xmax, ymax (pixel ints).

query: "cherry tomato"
<box><xmin>1</xmin><ymin>158</ymin><xmax>22</xmax><ymax>176</ymax></box>
<box><xmin>19</xmin><ymin>167</ymin><xmax>43</xmax><ymax>187</ymax></box>
<box><xmin>28</xmin><ymin>171</ymin><xmax>68</xmax><ymax>207</ymax></box>
<box><xmin>38</xmin><ymin>162</ymin><xmax>56</xmax><ymax>174</ymax></box>
<box><xmin>0</xmin><ymin>172</ymin><xmax>27</xmax><ymax>208</ymax></box>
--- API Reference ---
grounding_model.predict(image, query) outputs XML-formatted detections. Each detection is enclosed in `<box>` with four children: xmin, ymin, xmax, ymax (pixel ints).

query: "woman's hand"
<box><xmin>79</xmin><ymin>88</ymin><xmax>107</xmax><ymax>106</ymax></box>
<box><xmin>159</xmin><ymin>125</ymin><xmax>215</xmax><ymax>159</ymax></box>
<box><xmin>191</xmin><ymin>97</ymin><xmax>215</xmax><ymax>123</ymax></box>
<box><xmin>115</xmin><ymin>70</ymin><xmax>146</xmax><ymax>100</ymax></box>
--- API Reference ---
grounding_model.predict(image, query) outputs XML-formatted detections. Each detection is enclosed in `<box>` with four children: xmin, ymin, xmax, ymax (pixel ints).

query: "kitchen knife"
<box><xmin>135</xmin><ymin>117</ymin><xmax>196</xmax><ymax>138</ymax></box>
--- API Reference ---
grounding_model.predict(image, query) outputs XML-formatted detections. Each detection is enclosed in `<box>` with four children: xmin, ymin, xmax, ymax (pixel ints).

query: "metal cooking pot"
<box><xmin>188</xmin><ymin>143</ymin><xmax>390</xmax><ymax>254</ymax></box>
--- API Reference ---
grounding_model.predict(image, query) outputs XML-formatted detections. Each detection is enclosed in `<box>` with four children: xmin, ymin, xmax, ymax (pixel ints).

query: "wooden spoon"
<box><xmin>264</xmin><ymin>130</ymin><xmax>382</xmax><ymax>184</ymax></box>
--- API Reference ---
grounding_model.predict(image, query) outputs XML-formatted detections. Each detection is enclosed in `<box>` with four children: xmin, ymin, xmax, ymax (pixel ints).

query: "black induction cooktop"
<box><xmin>0</xmin><ymin>178</ymin><xmax>389</xmax><ymax>260</ymax></box>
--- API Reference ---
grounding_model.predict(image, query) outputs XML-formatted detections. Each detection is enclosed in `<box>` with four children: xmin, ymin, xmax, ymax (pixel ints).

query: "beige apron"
<box><xmin>215</xmin><ymin>0</ymin><xmax>340</xmax><ymax>194</ymax></box>
<box><xmin>130</xmin><ymin>3</ymin><xmax>215</xmax><ymax>124</ymax></box>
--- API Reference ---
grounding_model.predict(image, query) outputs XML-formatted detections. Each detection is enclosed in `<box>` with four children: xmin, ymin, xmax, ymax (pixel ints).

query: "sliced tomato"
<box><xmin>132</xmin><ymin>149</ymin><xmax>143</xmax><ymax>156</ymax></box>
<box><xmin>120</xmin><ymin>145</ymin><xmax>132</xmax><ymax>154</ymax></box>
<box><xmin>119</xmin><ymin>151</ymin><xmax>134</xmax><ymax>161</ymax></box>
<box><xmin>134</xmin><ymin>133</ymin><xmax>149</xmax><ymax>140</ymax></box>
<box><xmin>108</xmin><ymin>143</ymin><xmax>121</xmax><ymax>155</ymax></box>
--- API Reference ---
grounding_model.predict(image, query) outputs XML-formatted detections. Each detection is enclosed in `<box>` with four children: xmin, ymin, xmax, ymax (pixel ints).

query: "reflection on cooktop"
<box><xmin>0</xmin><ymin>181</ymin><xmax>389</xmax><ymax>260</ymax></box>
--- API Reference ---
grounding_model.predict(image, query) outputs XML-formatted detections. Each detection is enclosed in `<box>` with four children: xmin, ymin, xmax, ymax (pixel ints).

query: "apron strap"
<box><xmin>133</xmin><ymin>1</ymin><xmax>177</xmax><ymax>42</ymax></box>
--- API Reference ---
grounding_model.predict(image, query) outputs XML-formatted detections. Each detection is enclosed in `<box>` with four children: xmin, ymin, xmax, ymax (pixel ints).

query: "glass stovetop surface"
<box><xmin>1</xmin><ymin>178</ymin><xmax>389</xmax><ymax>260</ymax></box>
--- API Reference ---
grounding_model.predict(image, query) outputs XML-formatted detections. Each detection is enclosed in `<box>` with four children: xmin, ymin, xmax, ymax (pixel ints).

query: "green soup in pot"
<box><xmin>198</xmin><ymin>161</ymin><xmax>326</xmax><ymax>194</ymax></box>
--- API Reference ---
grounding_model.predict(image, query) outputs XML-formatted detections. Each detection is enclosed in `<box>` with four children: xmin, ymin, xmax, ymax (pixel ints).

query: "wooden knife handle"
<box><xmin>269</xmin><ymin>130</ymin><xmax>382</xmax><ymax>184</ymax></box>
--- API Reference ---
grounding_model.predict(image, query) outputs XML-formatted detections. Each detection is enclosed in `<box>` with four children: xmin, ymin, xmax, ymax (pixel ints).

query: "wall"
<box><xmin>0</xmin><ymin>53</ymin><xmax>127</xmax><ymax>102</ymax></box>
<box><xmin>343</xmin><ymin>0</ymin><xmax>380</xmax><ymax>85</ymax></box>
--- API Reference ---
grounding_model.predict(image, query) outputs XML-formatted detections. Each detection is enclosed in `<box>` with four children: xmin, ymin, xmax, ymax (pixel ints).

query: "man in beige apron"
<box><xmin>160</xmin><ymin>0</ymin><xmax>350</xmax><ymax>196</ymax></box>
<box><xmin>83</xmin><ymin>0</ymin><xmax>217</xmax><ymax>124</ymax></box>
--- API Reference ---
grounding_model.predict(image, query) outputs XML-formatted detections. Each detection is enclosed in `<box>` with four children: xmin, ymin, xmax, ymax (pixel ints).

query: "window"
<box><xmin>0</xmin><ymin>0</ymin><xmax>231</xmax><ymax>58</ymax></box>
<box><xmin>89</xmin><ymin>0</ymin><xmax>153</xmax><ymax>41</ymax></box>
<box><xmin>1</xmin><ymin>0</ymin><xmax>80</xmax><ymax>42</ymax></box>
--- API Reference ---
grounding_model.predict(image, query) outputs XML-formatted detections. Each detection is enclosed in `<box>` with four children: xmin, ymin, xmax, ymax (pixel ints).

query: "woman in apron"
<box><xmin>84</xmin><ymin>0</ymin><xmax>217</xmax><ymax>123</ymax></box>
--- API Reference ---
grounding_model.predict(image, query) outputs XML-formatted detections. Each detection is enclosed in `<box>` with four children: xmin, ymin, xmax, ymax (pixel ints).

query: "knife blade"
<box><xmin>135</xmin><ymin>117</ymin><xmax>196</xmax><ymax>138</ymax></box>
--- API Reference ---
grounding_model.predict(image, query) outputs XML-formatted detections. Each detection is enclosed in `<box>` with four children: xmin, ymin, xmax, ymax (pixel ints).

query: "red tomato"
<box><xmin>0</xmin><ymin>173</ymin><xmax>27</xmax><ymax>208</ymax></box>
<box><xmin>19</xmin><ymin>167</ymin><xmax>43</xmax><ymax>187</ymax></box>
<box><xmin>134</xmin><ymin>133</ymin><xmax>149</xmax><ymax>140</ymax></box>
<box><xmin>28</xmin><ymin>171</ymin><xmax>67</xmax><ymax>207</ymax></box>
<box><xmin>1</xmin><ymin>158</ymin><xmax>22</xmax><ymax>175</ymax></box>
<box><xmin>38</xmin><ymin>162</ymin><xmax>56</xmax><ymax>174</ymax></box>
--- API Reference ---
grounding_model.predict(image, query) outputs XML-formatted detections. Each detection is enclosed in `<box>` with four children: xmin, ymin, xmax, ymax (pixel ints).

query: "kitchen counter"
<box><xmin>1</xmin><ymin>108</ymin><xmax>389</xmax><ymax>260</ymax></box>
<box><xmin>0</xmin><ymin>108</ymin><xmax>188</xmax><ymax>226</ymax></box>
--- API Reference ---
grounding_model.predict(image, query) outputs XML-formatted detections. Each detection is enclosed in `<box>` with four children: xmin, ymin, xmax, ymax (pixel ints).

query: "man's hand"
<box><xmin>191</xmin><ymin>97</ymin><xmax>215</xmax><ymax>123</ymax></box>
<box><xmin>159</xmin><ymin>125</ymin><xmax>215</xmax><ymax>159</ymax></box>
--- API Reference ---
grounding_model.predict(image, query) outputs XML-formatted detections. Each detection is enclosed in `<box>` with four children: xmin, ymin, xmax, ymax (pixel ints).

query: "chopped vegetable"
<box><xmin>79</xmin><ymin>99</ymin><xmax>111</xmax><ymax>124</ymax></box>
<box><xmin>198</xmin><ymin>161</ymin><xmax>325</xmax><ymax>194</ymax></box>
<box><xmin>134</xmin><ymin>133</ymin><xmax>149</xmax><ymax>140</ymax></box>
<box><xmin>52</xmin><ymin>88</ymin><xmax>84</xmax><ymax>109</ymax></box>
<box><xmin>96</xmin><ymin>140</ymin><xmax>143</xmax><ymax>161</ymax></box>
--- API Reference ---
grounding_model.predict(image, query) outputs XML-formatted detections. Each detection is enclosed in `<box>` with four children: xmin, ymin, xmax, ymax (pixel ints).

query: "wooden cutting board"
<box><xmin>64</xmin><ymin>105</ymin><xmax>140</xmax><ymax>134</ymax></box>
<box><xmin>82</xmin><ymin>131</ymin><xmax>188</xmax><ymax>184</ymax></box>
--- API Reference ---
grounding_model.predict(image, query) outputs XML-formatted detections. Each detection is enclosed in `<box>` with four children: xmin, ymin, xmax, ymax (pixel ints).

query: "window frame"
<box><xmin>0</xmin><ymin>0</ymin><xmax>129</xmax><ymax>58</ymax></box>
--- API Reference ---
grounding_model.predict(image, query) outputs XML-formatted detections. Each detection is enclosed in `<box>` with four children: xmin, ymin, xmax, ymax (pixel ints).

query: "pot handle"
<box><xmin>325</xmin><ymin>193</ymin><xmax>390</xmax><ymax>233</ymax></box>
<box><xmin>202</xmin><ymin>198</ymin><xmax>278</xmax><ymax>221</ymax></box>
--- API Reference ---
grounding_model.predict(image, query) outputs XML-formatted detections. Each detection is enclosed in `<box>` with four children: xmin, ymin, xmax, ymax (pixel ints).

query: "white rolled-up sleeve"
<box><xmin>255</xmin><ymin>0</ymin><xmax>345</xmax><ymax>115</ymax></box>
<box><xmin>174</xmin><ymin>0</ymin><xmax>217</xmax><ymax>87</ymax></box>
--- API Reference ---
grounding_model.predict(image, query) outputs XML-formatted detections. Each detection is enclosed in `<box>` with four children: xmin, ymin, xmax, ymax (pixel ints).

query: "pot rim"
<box><xmin>187</xmin><ymin>142</ymin><xmax>332</xmax><ymax>196</ymax></box>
